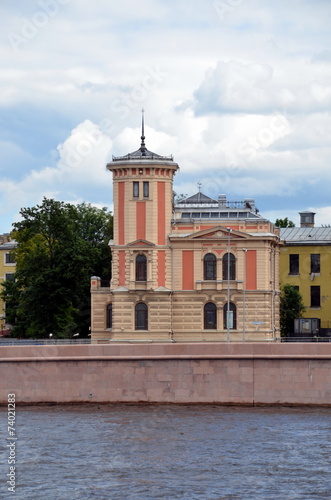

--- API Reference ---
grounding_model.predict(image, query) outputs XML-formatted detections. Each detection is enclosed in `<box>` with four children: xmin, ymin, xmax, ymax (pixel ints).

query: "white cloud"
<box><xmin>1</xmin><ymin>0</ymin><xmax>331</xmax><ymax>234</ymax></box>
<box><xmin>193</xmin><ymin>60</ymin><xmax>331</xmax><ymax>115</ymax></box>
<box><xmin>0</xmin><ymin>120</ymin><xmax>113</xmax><ymax>230</ymax></box>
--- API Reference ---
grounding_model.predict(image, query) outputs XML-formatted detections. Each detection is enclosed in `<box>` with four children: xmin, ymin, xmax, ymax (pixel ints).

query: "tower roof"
<box><xmin>112</xmin><ymin>110</ymin><xmax>174</xmax><ymax>163</ymax></box>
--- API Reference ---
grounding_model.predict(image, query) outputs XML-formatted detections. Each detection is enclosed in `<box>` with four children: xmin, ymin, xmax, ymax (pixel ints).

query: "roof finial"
<box><xmin>197</xmin><ymin>181</ymin><xmax>202</xmax><ymax>201</ymax></box>
<box><xmin>140</xmin><ymin>108</ymin><xmax>146</xmax><ymax>155</ymax></box>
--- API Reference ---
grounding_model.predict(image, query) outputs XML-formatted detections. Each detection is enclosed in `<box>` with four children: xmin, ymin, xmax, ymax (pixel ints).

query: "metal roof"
<box><xmin>177</xmin><ymin>192</ymin><xmax>217</xmax><ymax>204</ymax></box>
<box><xmin>280</xmin><ymin>227</ymin><xmax>331</xmax><ymax>244</ymax></box>
<box><xmin>112</xmin><ymin>147</ymin><xmax>173</xmax><ymax>162</ymax></box>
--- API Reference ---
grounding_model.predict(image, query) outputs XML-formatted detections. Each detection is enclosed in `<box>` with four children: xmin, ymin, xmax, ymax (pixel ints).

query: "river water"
<box><xmin>1</xmin><ymin>404</ymin><xmax>331</xmax><ymax>499</ymax></box>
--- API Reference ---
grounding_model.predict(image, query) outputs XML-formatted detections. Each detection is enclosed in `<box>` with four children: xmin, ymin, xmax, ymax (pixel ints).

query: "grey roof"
<box><xmin>177</xmin><ymin>192</ymin><xmax>217</xmax><ymax>204</ymax></box>
<box><xmin>112</xmin><ymin>146</ymin><xmax>173</xmax><ymax>162</ymax></box>
<box><xmin>280</xmin><ymin>227</ymin><xmax>331</xmax><ymax>244</ymax></box>
<box><xmin>0</xmin><ymin>240</ymin><xmax>17</xmax><ymax>250</ymax></box>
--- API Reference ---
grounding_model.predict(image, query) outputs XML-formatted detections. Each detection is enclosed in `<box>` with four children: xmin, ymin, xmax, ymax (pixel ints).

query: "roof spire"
<box><xmin>140</xmin><ymin>108</ymin><xmax>146</xmax><ymax>155</ymax></box>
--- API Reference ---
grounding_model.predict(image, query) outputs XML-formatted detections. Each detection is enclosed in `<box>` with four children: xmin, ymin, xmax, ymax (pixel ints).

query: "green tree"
<box><xmin>275</xmin><ymin>217</ymin><xmax>295</xmax><ymax>228</ymax></box>
<box><xmin>1</xmin><ymin>198</ymin><xmax>113</xmax><ymax>338</ymax></box>
<box><xmin>174</xmin><ymin>193</ymin><xmax>188</xmax><ymax>203</ymax></box>
<box><xmin>280</xmin><ymin>284</ymin><xmax>305</xmax><ymax>337</ymax></box>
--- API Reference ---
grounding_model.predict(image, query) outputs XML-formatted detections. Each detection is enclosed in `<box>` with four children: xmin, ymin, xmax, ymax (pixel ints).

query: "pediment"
<box><xmin>127</xmin><ymin>239</ymin><xmax>155</xmax><ymax>247</ymax></box>
<box><xmin>184</xmin><ymin>226</ymin><xmax>250</xmax><ymax>240</ymax></box>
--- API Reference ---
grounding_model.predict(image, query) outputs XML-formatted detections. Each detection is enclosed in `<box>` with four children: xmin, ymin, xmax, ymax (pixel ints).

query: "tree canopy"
<box><xmin>279</xmin><ymin>284</ymin><xmax>305</xmax><ymax>337</ymax></box>
<box><xmin>1</xmin><ymin>198</ymin><xmax>113</xmax><ymax>338</ymax></box>
<box><xmin>275</xmin><ymin>217</ymin><xmax>295</xmax><ymax>228</ymax></box>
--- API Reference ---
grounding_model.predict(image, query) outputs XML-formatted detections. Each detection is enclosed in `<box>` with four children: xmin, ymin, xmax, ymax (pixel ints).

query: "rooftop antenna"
<box><xmin>140</xmin><ymin>108</ymin><xmax>146</xmax><ymax>155</ymax></box>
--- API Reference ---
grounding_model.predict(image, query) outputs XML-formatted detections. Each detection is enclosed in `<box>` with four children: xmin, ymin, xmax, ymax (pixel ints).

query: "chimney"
<box><xmin>299</xmin><ymin>211</ymin><xmax>315</xmax><ymax>228</ymax></box>
<box><xmin>218</xmin><ymin>194</ymin><xmax>226</xmax><ymax>207</ymax></box>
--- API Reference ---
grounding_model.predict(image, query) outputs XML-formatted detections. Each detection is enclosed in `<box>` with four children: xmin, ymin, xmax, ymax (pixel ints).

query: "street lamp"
<box><xmin>226</xmin><ymin>228</ymin><xmax>232</xmax><ymax>342</ymax></box>
<box><xmin>242</xmin><ymin>248</ymin><xmax>247</xmax><ymax>342</ymax></box>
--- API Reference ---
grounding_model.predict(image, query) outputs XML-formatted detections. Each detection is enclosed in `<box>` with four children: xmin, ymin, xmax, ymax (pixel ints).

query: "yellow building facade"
<box><xmin>91</xmin><ymin>122</ymin><xmax>281</xmax><ymax>343</ymax></box>
<box><xmin>280</xmin><ymin>214</ymin><xmax>331</xmax><ymax>331</ymax></box>
<box><xmin>0</xmin><ymin>234</ymin><xmax>16</xmax><ymax>334</ymax></box>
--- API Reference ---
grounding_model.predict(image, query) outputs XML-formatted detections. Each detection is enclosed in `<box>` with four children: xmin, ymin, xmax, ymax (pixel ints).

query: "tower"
<box><xmin>108</xmin><ymin>111</ymin><xmax>179</xmax><ymax>291</ymax></box>
<box><xmin>91</xmin><ymin>112</ymin><xmax>179</xmax><ymax>340</ymax></box>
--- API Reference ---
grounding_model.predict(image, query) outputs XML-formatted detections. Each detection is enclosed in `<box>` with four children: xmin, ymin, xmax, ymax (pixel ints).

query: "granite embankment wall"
<box><xmin>1</xmin><ymin>343</ymin><xmax>331</xmax><ymax>406</ymax></box>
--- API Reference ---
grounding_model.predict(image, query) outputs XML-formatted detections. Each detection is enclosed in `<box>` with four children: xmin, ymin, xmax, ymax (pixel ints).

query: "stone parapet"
<box><xmin>1</xmin><ymin>343</ymin><xmax>331</xmax><ymax>406</ymax></box>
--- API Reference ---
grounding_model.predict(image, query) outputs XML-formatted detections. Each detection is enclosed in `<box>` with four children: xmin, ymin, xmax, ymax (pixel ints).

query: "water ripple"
<box><xmin>1</xmin><ymin>405</ymin><xmax>330</xmax><ymax>499</ymax></box>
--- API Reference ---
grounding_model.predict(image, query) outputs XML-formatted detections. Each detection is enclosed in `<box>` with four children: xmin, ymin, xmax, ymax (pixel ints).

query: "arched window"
<box><xmin>106</xmin><ymin>304</ymin><xmax>112</xmax><ymax>329</ymax></box>
<box><xmin>136</xmin><ymin>254</ymin><xmax>147</xmax><ymax>281</ymax></box>
<box><xmin>223</xmin><ymin>302</ymin><xmax>237</xmax><ymax>330</ymax></box>
<box><xmin>222</xmin><ymin>253</ymin><xmax>236</xmax><ymax>281</ymax></box>
<box><xmin>135</xmin><ymin>302</ymin><xmax>148</xmax><ymax>330</ymax></box>
<box><xmin>204</xmin><ymin>302</ymin><xmax>217</xmax><ymax>329</ymax></box>
<box><xmin>204</xmin><ymin>253</ymin><xmax>217</xmax><ymax>280</ymax></box>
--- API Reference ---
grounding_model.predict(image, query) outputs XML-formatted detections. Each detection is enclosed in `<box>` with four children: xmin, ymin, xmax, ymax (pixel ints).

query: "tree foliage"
<box><xmin>174</xmin><ymin>193</ymin><xmax>188</xmax><ymax>203</ymax></box>
<box><xmin>280</xmin><ymin>284</ymin><xmax>305</xmax><ymax>337</ymax></box>
<box><xmin>1</xmin><ymin>198</ymin><xmax>113</xmax><ymax>338</ymax></box>
<box><xmin>275</xmin><ymin>217</ymin><xmax>295</xmax><ymax>228</ymax></box>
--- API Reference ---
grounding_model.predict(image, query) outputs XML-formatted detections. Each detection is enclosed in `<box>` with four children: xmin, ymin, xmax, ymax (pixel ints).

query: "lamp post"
<box><xmin>226</xmin><ymin>228</ymin><xmax>232</xmax><ymax>342</ymax></box>
<box><xmin>242</xmin><ymin>248</ymin><xmax>247</xmax><ymax>342</ymax></box>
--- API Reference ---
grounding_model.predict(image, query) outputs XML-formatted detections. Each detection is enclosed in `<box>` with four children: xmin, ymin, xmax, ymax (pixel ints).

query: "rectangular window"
<box><xmin>289</xmin><ymin>254</ymin><xmax>299</xmax><ymax>275</ymax></box>
<box><xmin>143</xmin><ymin>181</ymin><xmax>149</xmax><ymax>198</ymax></box>
<box><xmin>310</xmin><ymin>286</ymin><xmax>320</xmax><ymax>307</ymax></box>
<box><xmin>5</xmin><ymin>253</ymin><xmax>15</xmax><ymax>264</ymax></box>
<box><xmin>310</xmin><ymin>254</ymin><xmax>320</xmax><ymax>274</ymax></box>
<box><xmin>5</xmin><ymin>273</ymin><xmax>15</xmax><ymax>281</ymax></box>
<box><xmin>133</xmin><ymin>182</ymin><xmax>139</xmax><ymax>198</ymax></box>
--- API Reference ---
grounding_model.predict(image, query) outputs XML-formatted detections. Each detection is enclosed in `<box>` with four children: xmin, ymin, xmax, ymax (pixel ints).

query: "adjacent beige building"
<box><xmin>0</xmin><ymin>234</ymin><xmax>16</xmax><ymax>334</ymax></box>
<box><xmin>91</xmin><ymin>122</ymin><xmax>281</xmax><ymax>342</ymax></box>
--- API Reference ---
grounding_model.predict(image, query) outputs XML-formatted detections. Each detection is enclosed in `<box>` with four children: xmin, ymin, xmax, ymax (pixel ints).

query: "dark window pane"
<box><xmin>289</xmin><ymin>254</ymin><xmax>299</xmax><ymax>275</ymax></box>
<box><xmin>204</xmin><ymin>302</ymin><xmax>217</xmax><ymax>329</ymax></box>
<box><xmin>143</xmin><ymin>182</ymin><xmax>149</xmax><ymax>198</ymax></box>
<box><xmin>106</xmin><ymin>304</ymin><xmax>112</xmax><ymax>329</ymax></box>
<box><xmin>222</xmin><ymin>253</ymin><xmax>236</xmax><ymax>280</ymax></box>
<box><xmin>133</xmin><ymin>182</ymin><xmax>139</xmax><ymax>198</ymax></box>
<box><xmin>5</xmin><ymin>253</ymin><xmax>15</xmax><ymax>264</ymax></box>
<box><xmin>136</xmin><ymin>254</ymin><xmax>147</xmax><ymax>281</ymax></box>
<box><xmin>135</xmin><ymin>303</ymin><xmax>148</xmax><ymax>330</ymax></box>
<box><xmin>204</xmin><ymin>253</ymin><xmax>216</xmax><ymax>280</ymax></box>
<box><xmin>310</xmin><ymin>286</ymin><xmax>320</xmax><ymax>307</ymax></box>
<box><xmin>310</xmin><ymin>254</ymin><xmax>320</xmax><ymax>274</ymax></box>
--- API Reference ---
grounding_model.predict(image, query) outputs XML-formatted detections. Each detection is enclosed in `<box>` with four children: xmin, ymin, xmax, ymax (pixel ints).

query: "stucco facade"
<box><xmin>280</xmin><ymin>216</ymin><xmax>331</xmax><ymax>330</ymax></box>
<box><xmin>0</xmin><ymin>234</ymin><xmax>16</xmax><ymax>334</ymax></box>
<box><xmin>91</xmin><ymin>124</ymin><xmax>281</xmax><ymax>342</ymax></box>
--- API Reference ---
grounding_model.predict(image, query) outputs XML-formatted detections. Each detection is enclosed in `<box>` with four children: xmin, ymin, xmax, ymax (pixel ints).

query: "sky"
<box><xmin>1</xmin><ymin>0</ymin><xmax>331</xmax><ymax>233</ymax></box>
